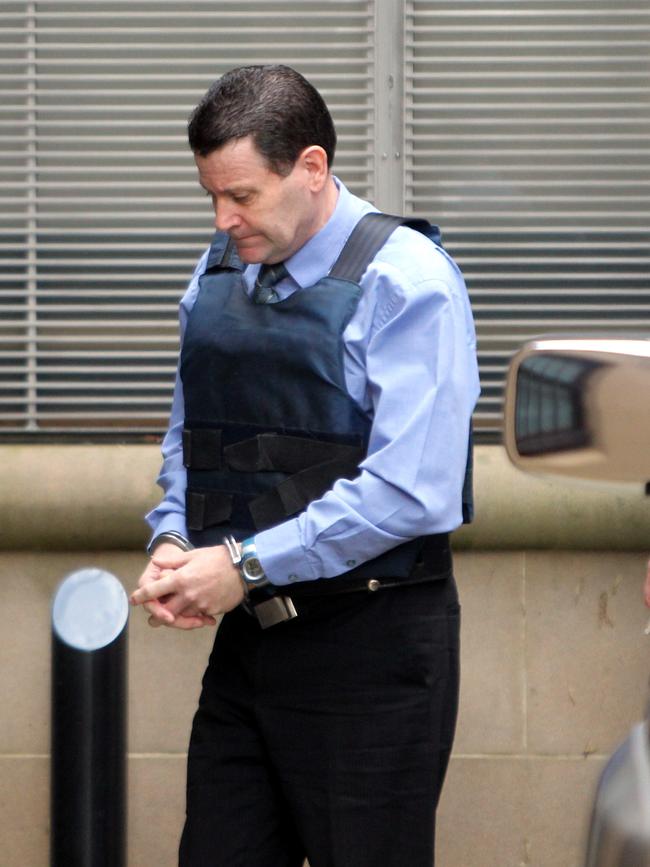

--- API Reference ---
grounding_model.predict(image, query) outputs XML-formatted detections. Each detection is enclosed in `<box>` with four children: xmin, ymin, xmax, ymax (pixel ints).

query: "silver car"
<box><xmin>503</xmin><ymin>337</ymin><xmax>650</xmax><ymax>867</ymax></box>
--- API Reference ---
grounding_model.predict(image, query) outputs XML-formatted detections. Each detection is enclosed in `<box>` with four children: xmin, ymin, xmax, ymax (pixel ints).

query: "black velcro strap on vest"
<box><xmin>183</xmin><ymin>428</ymin><xmax>222</xmax><ymax>470</ymax></box>
<box><xmin>409</xmin><ymin>533</ymin><xmax>452</xmax><ymax>580</ymax></box>
<box><xmin>186</xmin><ymin>489</ymin><xmax>233</xmax><ymax>531</ymax></box>
<box><xmin>224</xmin><ymin>433</ymin><xmax>364</xmax><ymax>474</ymax></box>
<box><xmin>249</xmin><ymin>457</ymin><xmax>360</xmax><ymax>530</ymax></box>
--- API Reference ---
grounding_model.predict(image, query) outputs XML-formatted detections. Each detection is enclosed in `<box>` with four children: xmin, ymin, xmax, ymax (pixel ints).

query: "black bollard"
<box><xmin>51</xmin><ymin>568</ymin><xmax>129</xmax><ymax>867</ymax></box>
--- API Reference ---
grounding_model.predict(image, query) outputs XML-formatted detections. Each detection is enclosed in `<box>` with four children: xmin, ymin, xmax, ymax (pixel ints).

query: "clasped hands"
<box><xmin>130</xmin><ymin>542</ymin><xmax>245</xmax><ymax>629</ymax></box>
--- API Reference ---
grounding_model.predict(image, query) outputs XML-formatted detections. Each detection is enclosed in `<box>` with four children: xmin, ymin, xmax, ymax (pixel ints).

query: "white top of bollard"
<box><xmin>52</xmin><ymin>568</ymin><xmax>129</xmax><ymax>651</ymax></box>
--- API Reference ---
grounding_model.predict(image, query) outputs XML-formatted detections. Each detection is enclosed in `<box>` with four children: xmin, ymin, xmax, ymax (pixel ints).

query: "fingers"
<box><xmin>158</xmin><ymin>589</ymin><xmax>189</xmax><ymax>615</ymax></box>
<box><xmin>157</xmin><ymin>593</ymin><xmax>218</xmax><ymax>628</ymax></box>
<box><xmin>142</xmin><ymin>598</ymin><xmax>215</xmax><ymax>629</ymax></box>
<box><xmin>136</xmin><ymin>578</ymin><xmax>217</xmax><ymax>629</ymax></box>
<box><xmin>137</xmin><ymin>558</ymin><xmax>161</xmax><ymax>589</ymax></box>
<box><xmin>131</xmin><ymin>571</ymin><xmax>177</xmax><ymax>607</ymax></box>
<box><xmin>135</xmin><ymin>553</ymin><xmax>207</xmax><ymax>628</ymax></box>
<box><xmin>149</xmin><ymin>612</ymin><xmax>217</xmax><ymax>630</ymax></box>
<box><xmin>143</xmin><ymin>597</ymin><xmax>175</xmax><ymax>626</ymax></box>
<box><xmin>151</xmin><ymin>545</ymin><xmax>191</xmax><ymax>570</ymax></box>
<box><xmin>132</xmin><ymin>547</ymin><xmax>224</xmax><ymax>630</ymax></box>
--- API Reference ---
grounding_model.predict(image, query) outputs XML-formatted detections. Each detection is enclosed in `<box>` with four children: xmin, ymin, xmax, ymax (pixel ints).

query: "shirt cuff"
<box><xmin>146</xmin><ymin>511</ymin><xmax>188</xmax><ymax>549</ymax></box>
<box><xmin>254</xmin><ymin>519</ymin><xmax>318</xmax><ymax>587</ymax></box>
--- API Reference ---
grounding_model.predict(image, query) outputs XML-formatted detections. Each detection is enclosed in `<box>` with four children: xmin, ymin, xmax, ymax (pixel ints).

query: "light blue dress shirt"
<box><xmin>147</xmin><ymin>179</ymin><xmax>480</xmax><ymax>587</ymax></box>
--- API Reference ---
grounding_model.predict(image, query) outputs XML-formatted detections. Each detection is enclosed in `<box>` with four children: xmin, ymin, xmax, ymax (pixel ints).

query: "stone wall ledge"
<box><xmin>1</xmin><ymin>444</ymin><xmax>648</xmax><ymax>551</ymax></box>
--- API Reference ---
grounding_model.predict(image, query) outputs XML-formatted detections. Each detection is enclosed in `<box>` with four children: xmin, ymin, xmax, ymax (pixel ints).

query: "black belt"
<box><xmin>242</xmin><ymin>541</ymin><xmax>452</xmax><ymax>628</ymax></box>
<box><xmin>286</xmin><ymin>544</ymin><xmax>452</xmax><ymax>599</ymax></box>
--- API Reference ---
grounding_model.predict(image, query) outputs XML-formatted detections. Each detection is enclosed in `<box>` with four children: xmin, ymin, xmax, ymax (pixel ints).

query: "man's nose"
<box><xmin>214</xmin><ymin>200</ymin><xmax>241</xmax><ymax>233</ymax></box>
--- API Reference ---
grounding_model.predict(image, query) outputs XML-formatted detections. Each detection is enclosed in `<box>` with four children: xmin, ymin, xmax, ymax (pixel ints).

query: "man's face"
<box><xmin>195</xmin><ymin>136</ymin><xmax>321</xmax><ymax>265</ymax></box>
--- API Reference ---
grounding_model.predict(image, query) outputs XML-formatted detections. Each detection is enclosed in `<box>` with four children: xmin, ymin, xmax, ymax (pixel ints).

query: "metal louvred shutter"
<box><xmin>1</xmin><ymin>0</ymin><xmax>374</xmax><ymax>435</ymax></box>
<box><xmin>404</xmin><ymin>0</ymin><xmax>650</xmax><ymax>439</ymax></box>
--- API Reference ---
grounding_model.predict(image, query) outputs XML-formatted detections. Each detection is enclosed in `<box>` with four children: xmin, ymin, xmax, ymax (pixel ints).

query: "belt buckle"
<box><xmin>252</xmin><ymin>595</ymin><xmax>298</xmax><ymax>629</ymax></box>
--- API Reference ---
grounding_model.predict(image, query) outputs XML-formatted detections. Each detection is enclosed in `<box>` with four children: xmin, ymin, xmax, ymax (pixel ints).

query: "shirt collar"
<box><xmin>284</xmin><ymin>177</ymin><xmax>371</xmax><ymax>289</ymax></box>
<box><xmin>244</xmin><ymin>177</ymin><xmax>373</xmax><ymax>293</ymax></box>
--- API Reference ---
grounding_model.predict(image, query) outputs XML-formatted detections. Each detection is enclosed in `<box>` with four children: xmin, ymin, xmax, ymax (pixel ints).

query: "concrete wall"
<box><xmin>1</xmin><ymin>445</ymin><xmax>649</xmax><ymax>866</ymax></box>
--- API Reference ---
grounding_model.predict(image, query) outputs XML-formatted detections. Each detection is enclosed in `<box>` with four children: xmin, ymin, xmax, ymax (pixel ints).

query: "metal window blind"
<box><xmin>1</xmin><ymin>0</ymin><xmax>374</xmax><ymax>434</ymax></box>
<box><xmin>5</xmin><ymin>1</ymin><xmax>650</xmax><ymax>440</ymax></box>
<box><xmin>405</xmin><ymin>0</ymin><xmax>650</xmax><ymax>439</ymax></box>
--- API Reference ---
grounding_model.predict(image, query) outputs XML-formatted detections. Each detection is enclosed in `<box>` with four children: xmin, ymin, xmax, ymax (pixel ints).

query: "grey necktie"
<box><xmin>252</xmin><ymin>262</ymin><xmax>288</xmax><ymax>304</ymax></box>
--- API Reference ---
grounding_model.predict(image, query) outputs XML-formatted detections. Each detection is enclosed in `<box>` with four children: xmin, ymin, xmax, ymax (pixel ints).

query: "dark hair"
<box><xmin>187</xmin><ymin>65</ymin><xmax>336</xmax><ymax>175</ymax></box>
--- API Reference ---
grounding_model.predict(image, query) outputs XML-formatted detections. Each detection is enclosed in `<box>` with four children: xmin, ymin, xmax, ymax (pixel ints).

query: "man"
<box><xmin>131</xmin><ymin>65</ymin><xmax>479</xmax><ymax>867</ymax></box>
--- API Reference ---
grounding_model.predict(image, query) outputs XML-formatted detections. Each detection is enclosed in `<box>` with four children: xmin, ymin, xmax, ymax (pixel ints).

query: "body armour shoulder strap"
<box><xmin>330</xmin><ymin>211</ymin><xmax>473</xmax><ymax>524</ymax></box>
<box><xmin>329</xmin><ymin>212</ymin><xmax>441</xmax><ymax>283</ymax></box>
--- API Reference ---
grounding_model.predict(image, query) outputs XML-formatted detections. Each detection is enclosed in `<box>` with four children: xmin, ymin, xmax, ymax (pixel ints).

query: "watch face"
<box><xmin>243</xmin><ymin>557</ymin><xmax>265</xmax><ymax>582</ymax></box>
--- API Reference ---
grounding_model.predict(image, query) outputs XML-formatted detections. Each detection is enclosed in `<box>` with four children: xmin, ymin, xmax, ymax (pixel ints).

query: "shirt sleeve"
<box><xmin>144</xmin><ymin>248</ymin><xmax>209</xmax><ymax>544</ymax></box>
<box><xmin>255</xmin><ymin>241</ymin><xmax>480</xmax><ymax>586</ymax></box>
<box><xmin>144</xmin><ymin>367</ymin><xmax>188</xmax><ymax>542</ymax></box>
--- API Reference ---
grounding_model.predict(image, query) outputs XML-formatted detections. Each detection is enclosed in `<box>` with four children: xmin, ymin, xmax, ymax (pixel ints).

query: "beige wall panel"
<box><xmin>0</xmin><ymin>757</ymin><xmax>49</xmax><ymax>867</ymax></box>
<box><xmin>521</xmin><ymin>757</ymin><xmax>605</xmax><ymax>867</ymax></box>
<box><xmin>437</xmin><ymin>757</ymin><xmax>529</xmax><ymax>867</ymax></box>
<box><xmin>526</xmin><ymin>551</ymin><xmax>650</xmax><ymax>756</ymax></box>
<box><xmin>437</xmin><ymin>756</ymin><xmax>605</xmax><ymax>867</ymax></box>
<box><xmin>0</xmin><ymin>445</ymin><xmax>161</xmax><ymax>550</ymax></box>
<box><xmin>0</xmin><ymin>554</ymin><xmax>53</xmax><ymax>755</ymax></box>
<box><xmin>454</xmin><ymin>551</ymin><xmax>526</xmax><ymax>754</ymax></box>
<box><xmin>129</xmin><ymin>756</ymin><xmax>187</xmax><ymax>867</ymax></box>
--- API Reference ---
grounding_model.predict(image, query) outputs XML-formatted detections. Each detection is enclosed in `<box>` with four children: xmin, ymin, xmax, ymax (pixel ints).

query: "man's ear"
<box><xmin>298</xmin><ymin>146</ymin><xmax>329</xmax><ymax>192</ymax></box>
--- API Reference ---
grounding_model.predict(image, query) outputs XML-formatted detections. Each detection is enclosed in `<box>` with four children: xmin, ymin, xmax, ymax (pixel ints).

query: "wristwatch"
<box><xmin>239</xmin><ymin>537</ymin><xmax>272</xmax><ymax>594</ymax></box>
<box><xmin>222</xmin><ymin>535</ymin><xmax>297</xmax><ymax>629</ymax></box>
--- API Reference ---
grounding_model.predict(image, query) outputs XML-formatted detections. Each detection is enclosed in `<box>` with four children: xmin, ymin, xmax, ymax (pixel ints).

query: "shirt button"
<box><xmin>288</xmin><ymin>574</ymin><xmax>299</xmax><ymax>582</ymax></box>
<box><xmin>346</xmin><ymin>559</ymin><xmax>356</xmax><ymax>567</ymax></box>
<box><xmin>367</xmin><ymin>579</ymin><xmax>381</xmax><ymax>592</ymax></box>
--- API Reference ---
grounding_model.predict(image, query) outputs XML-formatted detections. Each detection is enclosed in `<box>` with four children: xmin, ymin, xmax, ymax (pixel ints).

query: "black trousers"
<box><xmin>179</xmin><ymin>574</ymin><xmax>460</xmax><ymax>867</ymax></box>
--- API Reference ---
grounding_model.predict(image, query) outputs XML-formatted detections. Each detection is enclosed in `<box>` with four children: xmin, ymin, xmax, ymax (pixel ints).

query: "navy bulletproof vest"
<box><xmin>180</xmin><ymin>213</ymin><xmax>473</xmax><ymax>582</ymax></box>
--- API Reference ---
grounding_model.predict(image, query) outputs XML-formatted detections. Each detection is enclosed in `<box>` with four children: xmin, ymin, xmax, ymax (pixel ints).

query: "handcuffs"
<box><xmin>148</xmin><ymin>532</ymin><xmax>297</xmax><ymax>629</ymax></box>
